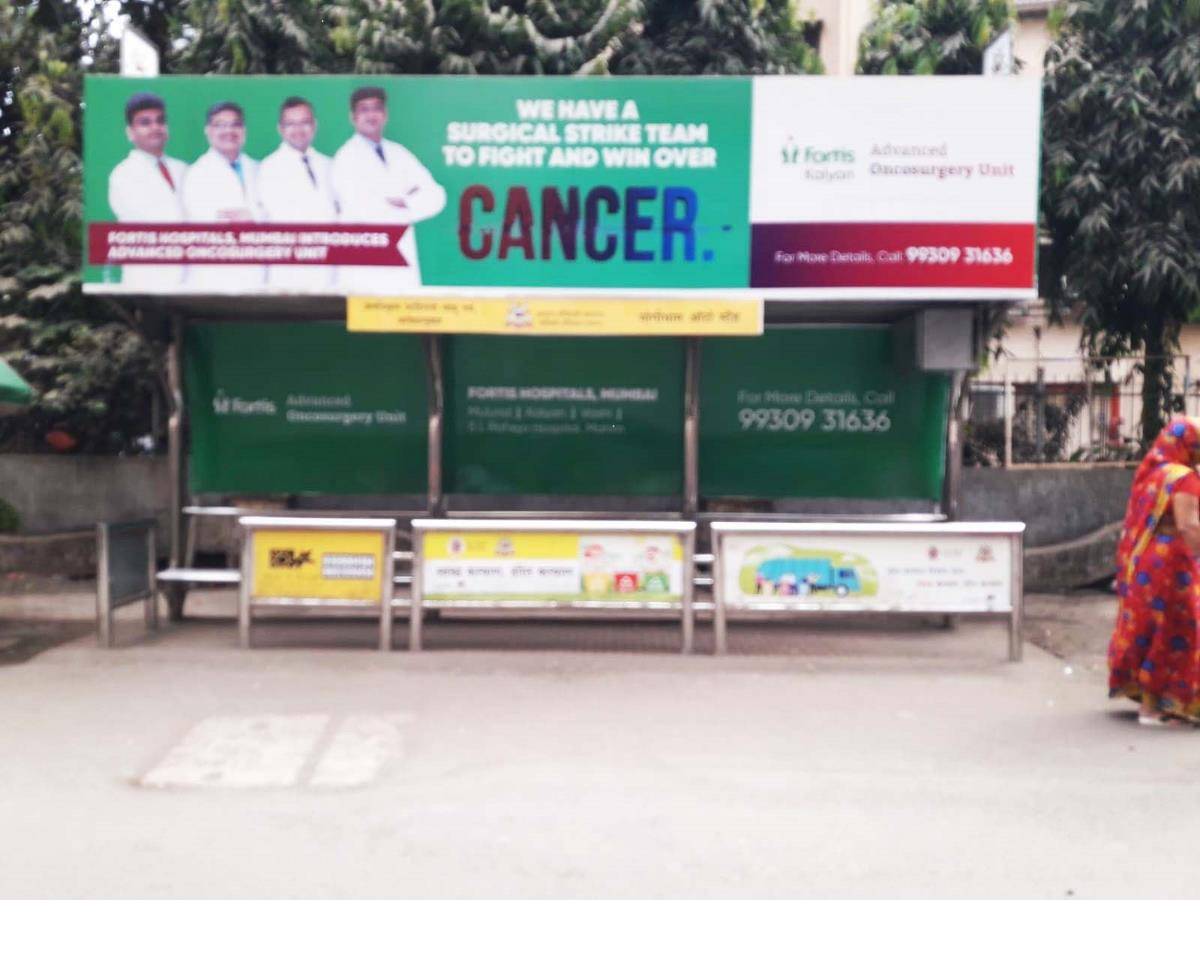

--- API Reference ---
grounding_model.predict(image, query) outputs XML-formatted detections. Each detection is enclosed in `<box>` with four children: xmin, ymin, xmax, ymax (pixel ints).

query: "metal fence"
<box><xmin>966</xmin><ymin>355</ymin><xmax>1194</xmax><ymax>466</ymax></box>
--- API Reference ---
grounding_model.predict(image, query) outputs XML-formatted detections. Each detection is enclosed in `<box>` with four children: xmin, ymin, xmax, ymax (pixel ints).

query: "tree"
<box><xmin>328</xmin><ymin>0</ymin><xmax>643</xmax><ymax>75</ymax></box>
<box><xmin>1041</xmin><ymin>0</ymin><xmax>1200</xmax><ymax>444</ymax></box>
<box><xmin>856</xmin><ymin>0</ymin><xmax>1017</xmax><ymax>75</ymax></box>
<box><xmin>0</xmin><ymin>0</ymin><xmax>162</xmax><ymax>454</ymax></box>
<box><xmin>328</xmin><ymin>0</ymin><xmax>820</xmax><ymax>76</ymax></box>
<box><xmin>611</xmin><ymin>0</ymin><xmax>822</xmax><ymax>75</ymax></box>
<box><xmin>172</xmin><ymin>0</ymin><xmax>338</xmax><ymax>73</ymax></box>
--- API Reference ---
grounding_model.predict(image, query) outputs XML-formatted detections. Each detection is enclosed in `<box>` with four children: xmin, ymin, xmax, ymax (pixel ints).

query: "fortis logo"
<box><xmin>781</xmin><ymin>137</ymin><xmax>855</xmax><ymax>165</ymax></box>
<box><xmin>270</xmin><ymin>548</ymin><xmax>313</xmax><ymax>569</ymax></box>
<box><xmin>212</xmin><ymin>389</ymin><xmax>278</xmax><ymax>416</ymax></box>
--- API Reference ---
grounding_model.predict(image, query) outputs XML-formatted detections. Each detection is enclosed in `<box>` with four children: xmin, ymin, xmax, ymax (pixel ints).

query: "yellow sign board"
<box><xmin>347</xmin><ymin>296</ymin><xmax>762</xmax><ymax>336</ymax></box>
<box><xmin>251</xmin><ymin>529</ymin><xmax>387</xmax><ymax>602</ymax></box>
<box><xmin>422</xmin><ymin>530</ymin><xmax>686</xmax><ymax>602</ymax></box>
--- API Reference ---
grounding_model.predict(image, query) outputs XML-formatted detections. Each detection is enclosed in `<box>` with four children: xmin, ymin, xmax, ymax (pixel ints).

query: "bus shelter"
<box><xmin>81</xmin><ymin>74</ymin><xmax>1041</xmax><ymax>632</ymax></box>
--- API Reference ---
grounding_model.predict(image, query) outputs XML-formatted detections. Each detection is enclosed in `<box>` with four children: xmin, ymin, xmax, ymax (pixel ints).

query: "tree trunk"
<box><xmin>1142</xmin><ymin>321</ymin><xmax>1170</xmax><ymax>448</ymax></box>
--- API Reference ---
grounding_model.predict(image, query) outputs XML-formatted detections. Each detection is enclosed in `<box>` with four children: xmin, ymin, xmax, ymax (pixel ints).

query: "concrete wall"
<box><xmin>0</xmin><ymin>455</ymin><xmax>169</xmax><ymax>534</ymax></box>
<box><xmin>961</xmin><ymin>464</ymin><xmax>1133</xmax><ymax>590</ymax></box>
<box><xmin>960</xmin><ymin>464</ymin><xmax>1132</xmax><ymax>548</ymax></box>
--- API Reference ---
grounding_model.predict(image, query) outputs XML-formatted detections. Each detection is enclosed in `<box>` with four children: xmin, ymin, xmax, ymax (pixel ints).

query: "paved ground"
<box><xmin>1</xmin><ymin>581</ymin><xmax>1196</xmax><ymax>898</ymax></box>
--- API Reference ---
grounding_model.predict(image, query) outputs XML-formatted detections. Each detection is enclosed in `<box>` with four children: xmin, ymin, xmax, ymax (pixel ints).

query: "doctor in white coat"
<box><xmin>331</xmin><ymin>86</ymin><xmax>446</xmax><ymax>294</ymax></box>
<box><xmin>107</xmin><ymin>93</ymin><xmax>187</xmax><ymax>291</ymax></box>
<box><xmin>181</xmin><ymin>101</ymin><xmax>265</xmax><ymax>292</ymax></box>
<box><xmin>258</xmin><ymin>96</ymin><xmax>339</xmax><ymax>292</ymax></box>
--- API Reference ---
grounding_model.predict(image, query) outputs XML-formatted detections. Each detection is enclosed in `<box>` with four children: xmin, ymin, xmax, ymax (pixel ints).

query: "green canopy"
<box><xmin>0</xmin><ymin>358</ymin><xmax>33</xmax><ymax>415</ymax></box>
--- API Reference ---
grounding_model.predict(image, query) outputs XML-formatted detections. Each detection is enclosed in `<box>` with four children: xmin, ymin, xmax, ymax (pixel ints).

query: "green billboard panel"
<box><xmin>83</xmin><ymin>75</ymin><xmax>752</xmax><ymax>292</ymax></box>
<box><xmin>699</xmin><ymin>327</ymin><xmax>949</xmax><ymax>501</ymax></box>
<box><xmin>185</xmin><ymin>322</ymin><xmax>427</xmax><ymax>495</ymax></box>
<box><xmin>444</xmin><ymin>337</ymin><xmax>684</xmax><ymax>496</ymax></box>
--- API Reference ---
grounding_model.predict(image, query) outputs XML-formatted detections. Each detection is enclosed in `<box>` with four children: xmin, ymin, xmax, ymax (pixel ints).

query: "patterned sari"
<box><xmin>1108</xmin><ymin>417</ymin><xmax>1200</xmax><ymax>720</ymax></box>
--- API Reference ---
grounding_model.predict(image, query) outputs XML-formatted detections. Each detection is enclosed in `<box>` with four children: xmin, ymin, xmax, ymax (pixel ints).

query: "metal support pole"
<box><xmin>683</xmin><ymin>338</ymin><xmax>701</xmax><ymax>519</ymax></box>
<box><xmin>423</xmin><ymin>335</ymin><xmax>445</xmax><ymax>518</ymax></box>
<box><xmin>145</xmin><ymin>524</ymin><xmax>159</xmax><ymax>631</ymax></box>
<box><xmin>1009</xmin><ymin>532</ymin><xmax>1024</xmax><ymax>663</ymax></box>
<box><xmin>712</xmin><ymin>527</ymin><xmax>727</xmax><ymax>655</ymax></box>
<box><xmin>941</xmin><ymin>369</ymin><xmax>966</xmax><ymax>520</ymax></box>
<box><xmin>380</xmin><ymin>524</ymin><xmax>395</xmax><ymax>652</ymax></box>
<box><xmin>681</xmin><ymin>527</ymin><xmax>695</xmax><ymax>654</ymax></box>
<box><xmin>96</xmin><ymin>523</ymin><xmax>112</xmax><ymax>648</ymax></box>
<box><xmin>409</xmin><ymin>528</ymin><xmax>424</xmax><ymax>652</ymax></box>
<box><xmin>1034</xmin><ymin>366</ymin><xmax>1046</xmax><ymax>461</ymax></box>
<box><xmin>166</xmin><ymin>315</ymin><xmax>188</xmax><ymax>620</ymax></box>
<box><xmin>238</xmin><ymin>528</ymin><xmax>253</xmax><ymax>648</ymax></box>
<box><xmin>1003</xmin><ymin>363</ymin><xmax>1013</xmax><ymax>469</ymax></box>
<box><xmin>1085</xmin><ymin>359</ymin><xmax>1094</xmax><ymax>458</ymax></box>
<box><xmin>1184</xmin><ymin>354</ymin><xmax>1192</xmax><ymax>417</ymax></box>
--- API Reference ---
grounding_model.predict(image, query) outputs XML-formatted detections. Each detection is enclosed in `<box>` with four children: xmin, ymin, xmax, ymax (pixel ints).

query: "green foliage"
<box><xmin>319</xmin><ymin>0</ymin><xmax>820</xmax><ymax>76</ymax></box>
<box><xmin>174</xmin><ymin>0</ymin><xmax>339</xmax><ymax>73</ymax></box>
<box><xmin>0</xmin><ymin>0</ymin><xmax>161</xmax><ymax>455</ymax></box>
<box><xmin>611</xmin><ymin>0</ymin><xmax>823</xmax><ymax>75</ymax></box>
<box><xmin>857</xmin><ymin>0</ymin><xmax>1017</xmax><ymax>75</ymax></box>
<box><xmin>0</xmin><ymin>496</ymin><xmax>18</xmax><ymax>533</ymax></box>
<box><xmin>326</xmin><ymin>0</ymin><xmax>643</xmax><ymax>75</ymax></box>
<box><xmin>1041</xmin><ymin>0</ymin><xmax>1200</xmax><ymax>444</ymax></box>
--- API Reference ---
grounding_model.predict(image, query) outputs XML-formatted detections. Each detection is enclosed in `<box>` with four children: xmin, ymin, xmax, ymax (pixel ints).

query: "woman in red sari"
<box><xmin>1109</xmin><ymin>417</ymin><xmax>1200</xmax><ymax>726</ymax></box>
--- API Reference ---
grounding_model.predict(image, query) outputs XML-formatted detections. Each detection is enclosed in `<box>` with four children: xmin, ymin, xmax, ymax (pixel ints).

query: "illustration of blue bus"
<box><xmin>754</xmin><ymin>557</ymin><xmax>862</xmax><ymax>597</ymax></box>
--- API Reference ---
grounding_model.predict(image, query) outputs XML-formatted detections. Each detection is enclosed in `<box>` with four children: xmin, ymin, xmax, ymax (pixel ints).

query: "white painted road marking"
<box><xmin>139</xmin><ymin>713</ymin><xmax>408</xmax><ymax>790</ymax></box>
<box><xmin>309</xmin><ymin>714</ymin><xmax>408</xmax><ymax>788</ymax></box>
<box><xmin>140</xmin><ymin>714</ymin><xmax>329</xmax><ymax>789</ymax></box>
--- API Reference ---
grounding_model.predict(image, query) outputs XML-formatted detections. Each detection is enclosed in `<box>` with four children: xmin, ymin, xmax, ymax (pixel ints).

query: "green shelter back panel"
<box><xmin>699</xmin><ymin>327</ymin><xmax>949</xmax><ymax>501</ymax></box>
<box><xmin>185</xmin><ymin>322</ymin><xmax>428</xmax><ymax>495</ymax></box>
<box><xmin>443</xmin><ymin>336</ymin><xmax>685</xmax><ymax>496</ymax></box>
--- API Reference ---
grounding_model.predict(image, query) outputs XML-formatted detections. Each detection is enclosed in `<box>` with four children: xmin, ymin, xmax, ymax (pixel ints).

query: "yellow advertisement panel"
<box><xmin>347</xmin><ymin>296</ymin><xmax>762</xmax><ymax>336</ymax></box>
<box><xmin>422</xmin><ymin>530</ymin><xmax>685</xmax><ymax>602</ymax></box>
<box><xmin>251</xmin><ymin>529</ymin><xmax>386</xmax><ymax>602</ymax></box>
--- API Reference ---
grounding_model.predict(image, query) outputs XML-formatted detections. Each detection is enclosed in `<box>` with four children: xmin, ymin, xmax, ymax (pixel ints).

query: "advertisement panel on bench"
<box><xmin>82</xmin><ymin>75</ymin><xmax>1039</xmax><ymax>301</ymax></box>
<box><xmin>250</xmin><ymin>528</ymin><xmax>387</xmax><ymax>603</ymax></box>
<box><xmin>719</xmin><ymin>531</ymin><xmax>1014</xmax><ymax>613</ymax></box>
<box><xmin>422</xmin><ymin>530</ymin><xmax>686</xmax><ymax>603</ymax></box>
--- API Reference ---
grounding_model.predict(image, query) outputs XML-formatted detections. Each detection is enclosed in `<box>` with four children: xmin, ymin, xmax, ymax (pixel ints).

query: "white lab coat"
<box><xmin>331</xmin><ymin>134</ymin><xmax>446</xmax><ymax>294</ymax></box>
<box><xmin>258</xmin><ymin>142</ymin><xmax>339</xmax><ymax>292</ymax></box>
<box><xmin>107</xmin><ymin>148</ymin><xmax>188</xmax><ymax>291</ymax></box>
<box><xmin>181</xmin><ymin>148</ymin><xmax>265</xmax><ymax>292</ymax></box>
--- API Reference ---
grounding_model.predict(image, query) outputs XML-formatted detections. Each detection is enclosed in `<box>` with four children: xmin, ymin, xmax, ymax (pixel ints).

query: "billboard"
<box><xmin>83</xmin><ymin>75</ymin><xmax>1040</xmax><ymax>300</ymax></box>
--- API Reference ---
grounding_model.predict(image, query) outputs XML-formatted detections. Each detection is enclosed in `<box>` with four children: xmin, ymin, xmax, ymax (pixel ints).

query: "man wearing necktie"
<box><xmin>259</xmin><ymin>96</ymin><xmax>339</xmax><ymax>292</ymax></box>
<box><xmin>181</xmin><ymin>101</ymin><xmax>265</xmax><ymax>292</ymax></box>
<box><xmin>107</xmin><ymin>92</ymin><xmax>188</xmax><ymax>290</ymax></box>
<box><xmin>332</xmin><ymin>85</ymin><xmax>447</xmax><ymax>294</ymax></box>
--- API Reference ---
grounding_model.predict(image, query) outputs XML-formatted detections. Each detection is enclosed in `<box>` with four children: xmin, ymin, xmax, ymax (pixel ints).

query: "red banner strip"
<box><xmin>88</xmin><ymin>223</ymin><xmax>409</xmax><ymax>266</ymax></box>
<box><xmin>750</xmin><ymin>223</ymin><xmax>1036</xmax><ymax>289</ymax></box>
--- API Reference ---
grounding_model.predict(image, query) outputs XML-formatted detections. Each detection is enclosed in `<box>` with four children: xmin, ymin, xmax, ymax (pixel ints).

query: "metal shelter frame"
<box><xmin>149</xmin><ymin>300</ymin><xmax>974</xmax><ymax>618</ymax></box>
